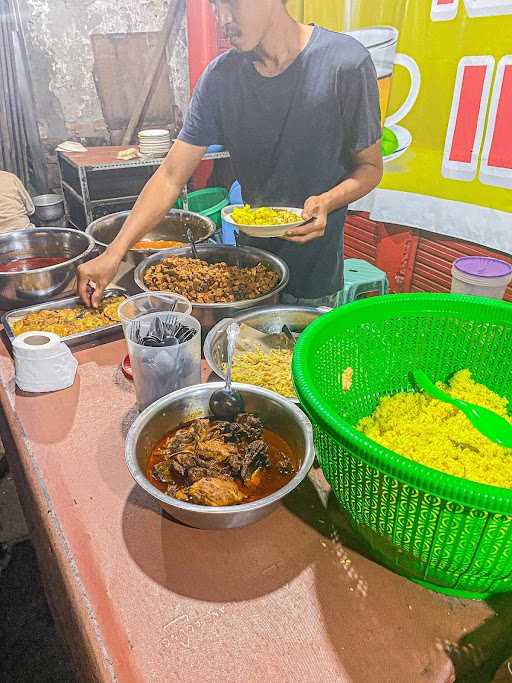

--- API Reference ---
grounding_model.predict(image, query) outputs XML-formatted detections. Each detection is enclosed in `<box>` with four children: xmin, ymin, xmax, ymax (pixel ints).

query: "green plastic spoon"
<box><xmin>411</xmin><ymin>370</ymin><xmax>512</xmax><ymax>449</ymax></box>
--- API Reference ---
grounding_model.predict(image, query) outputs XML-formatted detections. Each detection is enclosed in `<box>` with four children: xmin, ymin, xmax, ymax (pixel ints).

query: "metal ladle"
<box><xmin>209</xmin><ymin>321</ymin><xmax>245</xmax><ymax>421</ymax></box>
<box><xmin>186</xmin><ymin>227</ymin><xmax>199</xmax><ymax>260</ymax></box>
<box><xmin>281</xmin><ymin>324</ymin><xmax>296</xmax><ymax>348</ymax></box>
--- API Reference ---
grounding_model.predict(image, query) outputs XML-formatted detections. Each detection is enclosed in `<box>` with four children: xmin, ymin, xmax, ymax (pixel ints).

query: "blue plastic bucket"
<box><xmin>229</xmin><ymin>181</ymin><xmax>242</xmax><ymax>204</ymax></box>
<box><xmin>221</xmin><ymin>181</ymin><xmax>243</xmax><ymax>245</ymax></box>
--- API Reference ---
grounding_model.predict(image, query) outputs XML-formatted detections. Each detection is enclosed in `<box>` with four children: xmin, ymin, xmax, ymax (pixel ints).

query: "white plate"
<box><xmin>139</xmin><ymin>145</ymin><xmax>171</xmax><ymax>151</ymax></box>
<box><xmin>139</xmin><ymin>150</ymin><xmax>169</xmax><ymax>158</ymax></box>
<box><xmin>139</xmin><ymin>139</ymin><xmax>171</xmax><ymax>147</ymax></box>
<box><xmin>138</xmin><ymin>129</ymin><xmax>171</xmax><ymax>139</ymax></box>
<box><xmin>222</xmin><ymin>205</ymin><xmax>306</xmax><ymax>238</ymax></box>
<box><xmin>139</xmin><ymin>139</ymin><xmax>170</xmax><ymax>143</ymax></box>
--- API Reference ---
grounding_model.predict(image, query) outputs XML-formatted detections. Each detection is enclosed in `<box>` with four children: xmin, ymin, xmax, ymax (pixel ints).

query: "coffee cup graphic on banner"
<box><xmin>345</xmin><ymin>26</ymin><xmax>421</xmax><ymax>162</ymax></box>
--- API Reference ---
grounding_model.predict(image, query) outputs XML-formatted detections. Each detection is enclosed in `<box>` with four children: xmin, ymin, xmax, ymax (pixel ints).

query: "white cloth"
<box><xmin>0</xmin><ymin>171</ymin><xmax>35</xmax><ymax>233</ymax></box>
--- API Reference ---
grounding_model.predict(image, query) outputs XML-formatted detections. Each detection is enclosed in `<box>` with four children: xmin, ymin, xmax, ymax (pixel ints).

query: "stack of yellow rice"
<box><xmin>358</xmin><ymin>369</ymin><xmax>512</xmax><ymax>488</ymax></box>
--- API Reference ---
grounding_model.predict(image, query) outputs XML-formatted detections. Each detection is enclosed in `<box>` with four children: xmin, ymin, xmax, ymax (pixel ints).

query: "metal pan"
<box><xmin>2</xmin><ymin>288</ymin><xmax>127</xmax><ymax>349</ymax></box>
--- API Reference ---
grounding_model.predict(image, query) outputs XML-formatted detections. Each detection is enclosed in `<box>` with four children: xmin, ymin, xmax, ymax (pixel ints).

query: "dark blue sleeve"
<box><xmin>178</xmin><ymin>65</ymin><xmax>224</xmax><ymax>147</ymax></box>
<box><xmin>340</xmin><ymin>55</ymin><xmax>382</xmax><ymax>152</ymax></box>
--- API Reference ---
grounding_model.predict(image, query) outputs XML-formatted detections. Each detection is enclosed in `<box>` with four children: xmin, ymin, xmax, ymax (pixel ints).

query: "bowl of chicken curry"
<box><xmin>125</xmin><ymin>382</ymin><xmax>315</xmax><ymax>529</ymax></box>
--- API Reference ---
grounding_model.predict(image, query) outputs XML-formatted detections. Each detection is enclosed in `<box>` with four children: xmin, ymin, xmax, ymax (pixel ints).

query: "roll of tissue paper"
<box><xmin>13</xmin><ymin>331</ymin><xmax>78</xmax><ymax>393</ymax></box>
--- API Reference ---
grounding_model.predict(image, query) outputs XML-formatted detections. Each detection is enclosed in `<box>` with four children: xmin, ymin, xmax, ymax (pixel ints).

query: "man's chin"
<box><xmin>229</xmin><ymin>37</ymin><xmax>253</xmax><ymax>53</ymax></box>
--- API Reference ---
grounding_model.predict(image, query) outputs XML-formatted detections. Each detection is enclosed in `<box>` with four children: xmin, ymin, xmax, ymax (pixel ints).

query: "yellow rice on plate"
<box><xmin>231</xmin><ymin>205</ymin><xmax>300</xmax><ymax>226</ymax></box>
<box><xmin>358</xmin><ymin>369</ymin><xmax>512</xmax><ymax>488</ymax></box>
<box><xmin>230</xmin><ymin>348</ymin><xmax>295</xmax><ymax>398</ymax></box>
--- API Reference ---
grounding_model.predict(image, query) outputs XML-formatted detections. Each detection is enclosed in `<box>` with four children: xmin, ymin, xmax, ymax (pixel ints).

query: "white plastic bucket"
<box><xmin>451</xmin><ymin>256</ymin><xmax>512</xmax><ymax>300</ymax></box>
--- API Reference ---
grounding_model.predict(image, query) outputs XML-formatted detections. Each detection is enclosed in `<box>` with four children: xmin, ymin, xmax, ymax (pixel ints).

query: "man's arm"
<box><xmin>284</xmin><ymin>141</ymin><xmax>383</xmax><ymax>244</ymax></box>
<box><xmin>77</xmin><ymin>140</ymin><xmax>206</xmax><ymax>306</ymax></box>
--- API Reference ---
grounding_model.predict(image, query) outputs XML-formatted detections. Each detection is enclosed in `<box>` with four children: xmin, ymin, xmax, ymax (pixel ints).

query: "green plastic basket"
<box><xmin>176</xmin><ymin>187</ymin><xmax>228</xmax><ymax>227</ymax></box>
<box><xmin>292</xmin><ymin>293</ymin><xmax>512</xmax><ymax>599</ymax></box>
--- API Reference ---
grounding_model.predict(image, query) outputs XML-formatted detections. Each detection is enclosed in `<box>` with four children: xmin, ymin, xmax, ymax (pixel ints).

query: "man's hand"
<box><xmin>75</xmin><ymin>140</ymin><xmax>206</xmax><ymax>307</ymax></box>
<box><xmin>284</xmin><ymin>194</ymin><xmax>331</xmax><ymax>244</ymax></box>
<box><xmin>284</xmin><ymin>141</ymin><xmax>383</xmax><ymax>246</ymax></box>
<box><xmin>77</xmin><ymin>250</ymin><xmax>122</xmax><ymax>308</ymax></box>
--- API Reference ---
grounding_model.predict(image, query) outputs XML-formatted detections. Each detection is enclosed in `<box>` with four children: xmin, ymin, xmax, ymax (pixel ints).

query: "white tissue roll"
<box><xmin>13</xmin><ymin>331</ymin><xmax>62</xmax><ymax>359</ymax></box>
<box><xmin>13</xmin><ymin>331</ymin><xmax>78</xmax><ymax>393</ymax></box>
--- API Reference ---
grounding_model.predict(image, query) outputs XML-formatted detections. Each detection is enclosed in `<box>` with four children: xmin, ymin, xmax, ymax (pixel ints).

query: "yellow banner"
<box><xmin>289</xmin><ymin>0</ymin><xmax>512</xmax><ymax>252</ymax></box>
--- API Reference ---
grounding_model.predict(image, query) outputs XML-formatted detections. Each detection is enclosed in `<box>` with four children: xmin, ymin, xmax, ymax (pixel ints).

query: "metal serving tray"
<box><xmin>1</xmin><ymin>288</ymin><xmax>127</xmax><ymax>349</ymax></box>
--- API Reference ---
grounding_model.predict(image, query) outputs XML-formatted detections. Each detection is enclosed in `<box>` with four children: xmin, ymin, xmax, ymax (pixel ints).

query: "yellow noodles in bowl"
<box><xmin>230</xmin><ymin>348</ymin><xmax>295</xmax><ymax>398</ymax></box>
<box><xmin>358</xmin><ymin>369</ymin><xmax>512</xmax><ymax>488</ymax></box>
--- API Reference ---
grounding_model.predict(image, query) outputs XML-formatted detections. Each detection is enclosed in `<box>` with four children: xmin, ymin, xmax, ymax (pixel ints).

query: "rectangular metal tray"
<box><xmin>2</xmin><ymin>288</ymin><xmax>127</xmax><ymax>349</ymax></box>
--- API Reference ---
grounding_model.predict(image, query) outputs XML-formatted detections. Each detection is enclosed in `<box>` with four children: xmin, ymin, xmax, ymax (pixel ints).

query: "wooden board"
<box><xmin>91</xmin><ymin>32</ymin><xmax>178</xmax><ymax>144</ymax></box>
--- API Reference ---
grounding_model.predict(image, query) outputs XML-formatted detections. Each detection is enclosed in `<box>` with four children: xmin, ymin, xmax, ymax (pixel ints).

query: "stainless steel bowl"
<box><xmin>125</xmin><ymin>382</ymin><xmax>315</xmax><ymax>529</ymax></box>
<box><xmin>32</xmin><ymin>194</ymin><xmax>65</xmax><ymax>222</ymax></box>
<box><xmin>0</xmin><ymin>227</ymin><xmax>96</xmax><ymax>310</ymax></box>
<box><xmin>204</xmin><ymin>305</ymin><xmax>325</xmax><ymax>403</ymax></box>
<box><xmin>86</xmin><ymin>209</ymin><xmax>216</xmax><ymax>266</ymax></box>
<box><xmin>133</xmin><ymin>244</ymin><xmax>290</xmax><ymax>335</ymax></box>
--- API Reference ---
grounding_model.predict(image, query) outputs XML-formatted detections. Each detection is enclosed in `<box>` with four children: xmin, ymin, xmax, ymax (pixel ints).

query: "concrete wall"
<box><xmin>21</xmin><ymin>0</ymin><xmax>189</xmax><ymax>146</ymax></box>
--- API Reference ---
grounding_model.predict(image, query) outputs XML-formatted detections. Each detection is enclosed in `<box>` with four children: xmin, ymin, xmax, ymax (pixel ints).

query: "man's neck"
<box><xmin>252</xmin><ymin>13</ymin><xmax>313</xmax><ymax>77</ymax></box>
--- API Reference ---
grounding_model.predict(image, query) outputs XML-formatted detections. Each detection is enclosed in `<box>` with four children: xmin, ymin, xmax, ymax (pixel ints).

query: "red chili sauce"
<box><xmin>0</xmin><ymin>257</ymin><xmax>67</xmax><ymax>273</ymax></box>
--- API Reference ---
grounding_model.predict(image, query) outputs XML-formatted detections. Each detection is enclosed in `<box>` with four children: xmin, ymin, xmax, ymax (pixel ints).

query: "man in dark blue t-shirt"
<box><xmin>78</xmin><ymin>0</ymin><xmax>383</xmax><ymax>308</ymax></box>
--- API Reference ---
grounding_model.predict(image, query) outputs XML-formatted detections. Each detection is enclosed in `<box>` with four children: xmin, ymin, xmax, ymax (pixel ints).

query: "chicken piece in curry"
<box><xmin>146</xmin><ymin>413</ymin><xmax>297</xmax><ymax>507</ymax></box>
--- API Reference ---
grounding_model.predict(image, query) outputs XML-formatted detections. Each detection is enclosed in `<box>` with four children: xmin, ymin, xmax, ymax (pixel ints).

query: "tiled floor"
<box><xmin>0</xmin><ymin>470</ymin><xmax>28</xmax><ymax>545</ymax></box>
<box><xmin>0</xmin><ymin>540</ymin><xmax>77</xmax><ymax>682</ymax></box>
<box><xmin>0</xmin><ymin>458</ymin><xmax>76</xmax><ymax>682</ymax></box>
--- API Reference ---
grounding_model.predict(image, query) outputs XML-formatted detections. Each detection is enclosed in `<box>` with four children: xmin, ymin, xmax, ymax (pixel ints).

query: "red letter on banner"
<box><xmin>431</xmin><ymin>0</ymin><xmax>459</xmax><ymax>21</ymax></box>
<box><xmin>480</xmin><ymin>56</ymin><xmax>512</xmax><ymax>188</ymax></box>
<box><xmin>442</xmin><ymin>56</ymin><xmax>494</xmax><ymax>181</ymax></box>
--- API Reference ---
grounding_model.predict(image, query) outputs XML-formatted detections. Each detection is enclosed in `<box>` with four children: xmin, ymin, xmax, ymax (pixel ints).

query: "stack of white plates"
<box><xmin>138</xmin><ymin>129</ymin><xmax>171</xmax><ymax>157</ymax></box>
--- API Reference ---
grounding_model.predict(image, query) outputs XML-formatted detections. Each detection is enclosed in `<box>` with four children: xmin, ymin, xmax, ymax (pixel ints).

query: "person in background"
<box><xmin>78</xmin><ymin>0</ymin><xmax>383</xmax><ymax>308</ymax></box>
<box><xmin>0</xmin><ymin>170</ymin><xmax>35</xmax><ymax>479</ymax></box>
<box><xmin>0</xmin><ymin>171</ymin><xmax>35</xmax><ymax>233</ymax></box>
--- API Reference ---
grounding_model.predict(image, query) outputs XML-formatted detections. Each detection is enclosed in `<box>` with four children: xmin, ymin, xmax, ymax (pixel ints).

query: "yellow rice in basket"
<box><xmin>358</xmin><ymin>369</ymin><xmax>512</xmax><ymax>489</ymax></box>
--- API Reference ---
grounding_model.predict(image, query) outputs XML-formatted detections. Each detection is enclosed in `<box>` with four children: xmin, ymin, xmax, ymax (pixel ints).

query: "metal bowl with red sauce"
<box><xmin>0</xmin><ymin>256</ymin><xmax>67</xmax><ymax>273</ymax></box>
<box><xmin>0</xmin><ymin>227</ymin><xmax>95</xmax><ymax>310</ymax></box>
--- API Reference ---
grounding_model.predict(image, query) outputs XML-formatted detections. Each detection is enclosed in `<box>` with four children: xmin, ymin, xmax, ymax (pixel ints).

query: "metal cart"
<box><xmin>57</xmin><ymin>146</ymin><xmax>230</xmax><ymax>230</ymax></box>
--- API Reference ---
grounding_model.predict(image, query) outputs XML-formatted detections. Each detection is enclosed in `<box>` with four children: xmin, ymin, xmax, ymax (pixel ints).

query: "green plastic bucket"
<box><xmin>292</xmin><ymin>293</ymin><xmax>512</xmax><ymax>599</ymax></box>
<box><xmin>176</xmin><ymin>187</ymin><xmax>228</xmax><ymax>227</ymax></box>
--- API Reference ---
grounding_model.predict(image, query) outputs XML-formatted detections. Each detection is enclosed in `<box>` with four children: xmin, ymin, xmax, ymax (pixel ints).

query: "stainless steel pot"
<box><xmin>133</xmin><ymin>244</ymin><xmax>290</xmax><ymax>335</ymax></box>
<box><xmin>86</xmin><ymin>209</ymin><xmax>216</xmax><ymax>267</ymax></box>
<box><xmin>0</xmin><ymin>227</ymin><xmax>95</xmax><ymax>310</ymax></box>
<box><xmin>125</xmin><ymin>382</ymin><xmax>315</xmax><ymax>529</ymax></box>
<box><xmin>32</xmin><ymin>194</ymin><xmax>65</xmax><ymax>222</ymax></box>
<box><xmin>204</xmin><ymin>305</ymin><xmax>324</xmax><ymax>403</ymax></box>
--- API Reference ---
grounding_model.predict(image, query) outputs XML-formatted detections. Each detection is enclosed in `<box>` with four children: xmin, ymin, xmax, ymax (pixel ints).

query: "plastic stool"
<box><xmin>338</xmin><ymin>259</ymin><xmax>389</xmax><ymax>305</ymax></box>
